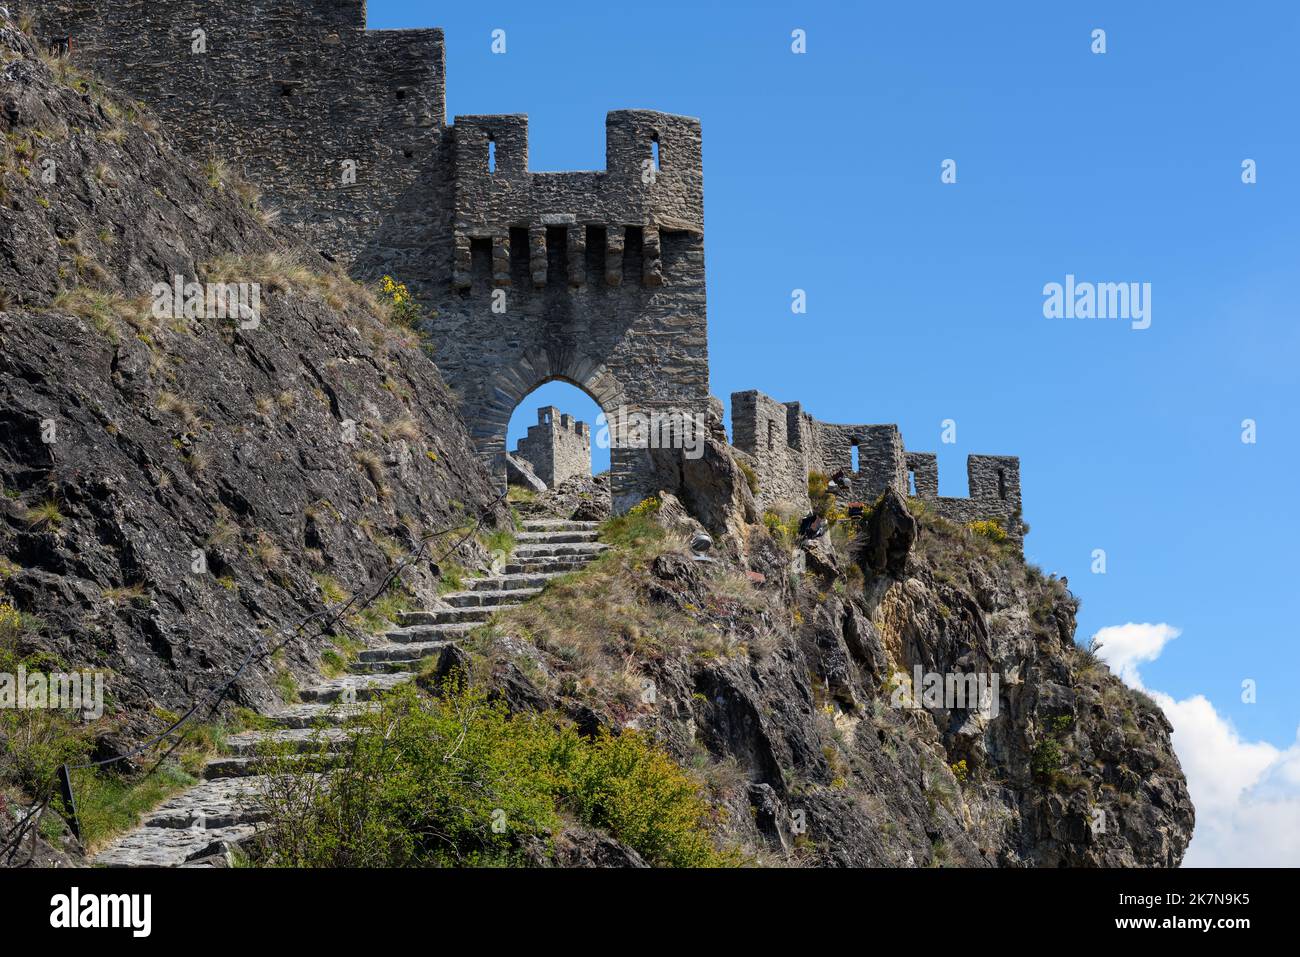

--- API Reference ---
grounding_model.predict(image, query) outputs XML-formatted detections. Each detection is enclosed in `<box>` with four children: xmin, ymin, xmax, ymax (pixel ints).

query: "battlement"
<box><xmin>513</xmin><ymin>407</ymin><xmax>592</xmax><ymax>489</ymax></box>
<box><xmin>451</xmin><ymin>111</ymin><xmax>704</xmax><ymax>291</ymax></box>
<box><xmin>31</xmin><ymin>1</ymin><xmax>711</xmax><ymax>514</ymax></box>
<box><xmin>732</xmin><ymin>391</ymin><xmax>1025</xmax><ymax>545</ymax></box>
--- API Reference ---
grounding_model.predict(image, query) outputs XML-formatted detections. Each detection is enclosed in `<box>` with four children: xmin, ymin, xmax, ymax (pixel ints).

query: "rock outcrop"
<box><xmin>464</xmin><ymin>460</ymin><xmax>1195</xmax><ymax>867</ymax></box>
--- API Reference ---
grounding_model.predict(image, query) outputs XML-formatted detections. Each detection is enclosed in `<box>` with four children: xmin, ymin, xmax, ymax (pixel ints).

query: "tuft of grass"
<box><xmin>313</xmin><ymin>573</ymin><xmax>350</xmax><ymax>605</ymax></box>
<box><xmin>203</xmin><ymin>250</ymin><xmax>313</xmax><ymax>294</ymax></box>
<box><xmin>382</xmin><ymin>416</ymin><xmax>421</xmax><ymax>443</ymax></box>
<box><xmin>353</xmin><ymin>583</ymin><xmax>415</xmax><ymax>635</ymax></box>
<box><xmin>599</xmin><ymin>503</ymin><xmax>665</xmax><ymax>550</ymax></box>
<box><xmin>51</xmin><ymin>288</ymin><xmax>150</xmax><ymax>340</ymax></box>
<box><xmin>24</xmin><ymin>499</ymin><xmax>64</xmax><ymax>529</ymax></box>
<box><xmin>203</xmin><ymin>156</ymin><xmax>230</xmax><ymax>191</ymax></box>
<box><xmin>738</xmin><ymin>460</ymin><xmax>759</xmax><ymax>495</ymax></box>
<box><xmin>102</xmin><ymin>583</ymin><xmax>148</xmax><ymax>607</ymax></box>
<box><xmin>156</xmin><ymin>391</ymin><xmax>202</xmax><ymax>430</ymax></box>
<box><xmin>67</xmin><ymin>764</ymin><xmax>196</xmax><ymax>851</ymax></box>
<box><xmin>352</xmin><ymin>449</ymin><xmax>389</xmax><ymax>499</ymax></box>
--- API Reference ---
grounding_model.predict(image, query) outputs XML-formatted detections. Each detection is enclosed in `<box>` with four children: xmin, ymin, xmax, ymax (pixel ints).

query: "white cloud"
<box><xmin>1091</xmin><ymin>622</ymin><xmax>1180</xmax><ymax>690</ymax></box>
<box><xmin>1092</xmin><ymin>622</ymin><xmax>1300</xmax><ymax>867</ymax></box>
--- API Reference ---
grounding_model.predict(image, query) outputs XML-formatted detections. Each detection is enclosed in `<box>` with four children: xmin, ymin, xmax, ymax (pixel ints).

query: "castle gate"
<box><xmin>36</xmin><ymin>1</ymin><xmax>710</xmax><ymax>511</ymax></box>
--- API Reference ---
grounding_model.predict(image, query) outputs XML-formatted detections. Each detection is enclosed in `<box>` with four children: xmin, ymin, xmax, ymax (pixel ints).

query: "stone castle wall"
<box><xmin>513</xmin><ymin>406</ymin><xmax>592</xmax><ymax>489</ymax></box>
<box><xmin>33</xmin><ymin>0</ymin><xmax>709</xmax><ymax>513</ymax></box>
<box><xmin>732</xmin><ymin>390</ymin><xmax>1025</xmax><ymax>545</ymax></box>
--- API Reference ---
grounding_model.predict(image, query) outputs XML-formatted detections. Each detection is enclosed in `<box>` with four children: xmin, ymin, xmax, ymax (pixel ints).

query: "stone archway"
<box><xmin>478</xmin><ymin>357</ymin><xmax>664</xmax><ymax>513</ymax></box>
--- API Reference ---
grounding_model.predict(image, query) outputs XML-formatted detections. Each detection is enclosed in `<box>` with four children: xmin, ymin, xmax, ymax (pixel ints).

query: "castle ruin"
<box><xmin>32</xmin><ymin>1</ymin><xmax>1027</xmax><ymax>542</ymax></box>
<box><xmin>512</xmin><ymin>406</ymin><xmax>592</xmax><ymax>490</ymax></box>
<box><xmin>732</xmin><ymin>390</ymin><xmax>1024</xmax><ymax>544</ymax></box>
<box><xmin>34</xmin><ymin>0</ymin><xmax>707</xmax><ymax>512</ymax></box>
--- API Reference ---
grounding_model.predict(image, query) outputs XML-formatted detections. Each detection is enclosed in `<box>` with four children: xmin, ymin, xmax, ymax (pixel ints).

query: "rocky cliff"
<box><xmin>0</xmin><ymin>17</ymin><xmax>505</xmax><ymax>754</ymax></box>
<box><xmin>471</xmin><ymin>473</ymin><xmax>1194</xmax><ymax>866</ymax></box>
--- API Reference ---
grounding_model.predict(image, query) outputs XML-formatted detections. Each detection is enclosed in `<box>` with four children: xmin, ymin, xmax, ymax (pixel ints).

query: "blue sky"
<box><xmin>372</xmin><ymin>1</ymin><xmax>1300</xmax><ymax>862</ymax></box>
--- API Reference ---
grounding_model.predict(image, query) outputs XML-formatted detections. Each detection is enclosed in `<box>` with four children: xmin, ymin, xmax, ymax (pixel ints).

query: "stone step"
<box><xmin>266</xmin><ymin>701</ymin><xmax>379</xmax><ymax>728</ymax></box>
<box><xmin>443</xmin><ymin>589</ymin><xmax>539</xmax><ymax>608</ymax></box>
<box><xmin>203</xmin><ymin>754</ymin><xmax>340</xmax><ymax>779</ymax></box>
<box><xmin>465</xmin><ymin>573</ymin><xmax>563</xmax><ymax>592</ymax></box>
<box><xmin>349</xmin><ymin>657</ymin><xmax>435</xmax><ymax>674</ymax></box>
<box><xmin>397</xmin><ymin>605</ymin><xmax>518</xmax><ymax>626</ymax></box>
<box><xmin>224</xmin><ymin>727</ymin><xmax>351</xmax><ymax>756</ymax></box>
<box><xmin>383</xmin><ymin>622</ymin><xmax>478</xmax><ymax>643</ymax></box>
<box><xmin>514</xmin><ymin>530</ymin><xmax>598</xmax><ymax>544</ymax></box>
<box><xmin>130</xmin><ymin>775</ymin><xmax>273</xmax><ymax>831</ymax></box>
<box><xmin>95</xmin><ymin>823</ymin><xmax>260</xmax><ymax>868</ymax></box>
<box><xmin>298</xmin><ymin>672</ymin><xmax>413</xmax><ymax>703</ymax></box>
<box><xmin>504</xmin><ymin>559</ymin><xmax>591</xmax><ymax>575</ymax></box>
<box><xmin>513</xmin><ymin>542</ymin><xmax>608</xmax><ymax>558</ymax></box>
<box><xmin>357</xmin><ymin>641</ymin><xmax>451</xmax><ymax>663</ymax></box>
<box><xmin>520</xmin><ymin>519</ymin><xmax>600</xmax><ymax>532</ymax></box>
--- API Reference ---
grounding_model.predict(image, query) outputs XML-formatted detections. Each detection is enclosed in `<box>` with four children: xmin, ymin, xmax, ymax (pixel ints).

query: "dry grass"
<box><xmin>382</xmin><ymin>415</ymin><xmax>422</xmax><ymax>443</ymax></box>
<box><xmin>51</xmin><ymin>287</ymin><xmax>151</xmax><ymax>339</ymax></box>
<box><xmin>203</xmin><ymin>251</ymin><xmax>314</xmax><ymax>293</ymax></box>
<box><xmin>156</xmin><ymin>391</ymin><xmax>202</xmax><ymax>430</ymax></box>
<box><xmin>486</xmin><ymin>534</ymin><xmax>697</xmax><ymax>708</ymax></box>
<box><xmin>255</xmin><ymin>534</ymin><xmax>284</xmax><ymax>569</ymax></box>
<box><xmin>352</xmin><ymin>448</ymin><xmax>389</xmax><ymax>499</ymax></box>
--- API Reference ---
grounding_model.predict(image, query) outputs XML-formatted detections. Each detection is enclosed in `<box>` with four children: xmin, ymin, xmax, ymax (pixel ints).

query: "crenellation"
<box><xmin>733</xmin><ymin>391</ymin><xmax>1026</xmax><ymax>546</ymax></box>
<box><xmin>34</xmin><ymin>1</ymin><xmax>706</xmax><ymax>513</ymax></box>
<box><xmin>512</xmin><ymin>407</ymin><xmax>593</xmax><ymax>490</ymax></box>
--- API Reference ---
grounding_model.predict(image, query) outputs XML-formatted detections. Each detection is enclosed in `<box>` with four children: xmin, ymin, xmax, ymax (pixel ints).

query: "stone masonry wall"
<box><xmin>733</xmin><ymin>390</ymin><xmax>1025</xmax><ymax>546</ymax></box>
<box><xmin>513</xmin><ymin>406</ymin><xmax>592</xmax><ymax>489</ymax></box>
<box><xmin>32</xmin><ymin>1</ymin><xmax>710</xmax><ymax>513</ymax></box>
<box><xmin>905</xmin><ymin>452</ymin><xmax>1024</xmax><ymax>544</ymax></box>
<box><xmin>32</xmin><ymin>0</ymin><xmax>444</xmax><ymax>263</ymax></box>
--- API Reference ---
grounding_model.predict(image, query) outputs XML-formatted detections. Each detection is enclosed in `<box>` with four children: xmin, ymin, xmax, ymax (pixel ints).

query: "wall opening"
<box><xmin>585</xmin><ymin>225</ymin><xmax>606</xmax><ymax>278</ymax></box>
<box><xmin>651</xmin><ymin>135</ymin><xmax>661</xmax><ymax>171</ymax></box>
<box><xmin>487</xmin><ymin>138</ymin><xmax>496</xmax><ymax>173</ymax></box>
<box><xmin>546</xmin><ymin>226</ymin><xmax>568</xmax><ymax>285</ymax></box>
<box><xmin>506</xmin><ymin>381</ymin><xmax>607</xmax><ymax>489</ymax></box>
<box><xmin>997</xmin><ymin>468</ymin><xmax>1007</xmax><ymax>501</ymax></box>
<box><xmin>767</xmin><ymin>421</ymin><xmax>775</xmax><ymax>451</ymax></box>
<box><xmin>908</xmin><ymin>470</ymin><xmax>917</xmax><ymax>496</ymax></box>
<box><xmin>850</xmin><ymin>442</ymin><xmax>860</xmax><ymax>473</ymax></box>
<box><xmin>469</xmin><ymin>237</ymin><xmax>492</xmax><ymax>289</ymax></box>
<box><xmin>509</xmin><ymin>226</ymin><xmax>530</xmax><ymax>281</ymax></box>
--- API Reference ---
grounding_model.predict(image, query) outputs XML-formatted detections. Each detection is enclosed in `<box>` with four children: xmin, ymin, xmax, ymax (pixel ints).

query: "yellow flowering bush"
<box><xmin>969</xmin><ymin>519</ymin><xmax>1008</xmax><ymax>543</ymax></box>
<box><xmin>378</xmin><ymin>275</ymin><xmax>422</xmax><ymax>328</ymax></box>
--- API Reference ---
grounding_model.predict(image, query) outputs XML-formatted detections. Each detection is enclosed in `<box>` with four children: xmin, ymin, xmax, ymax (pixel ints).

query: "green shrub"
<box><xmin>738</xmin><ymin>461</ymin><xmax>759</xmax><ymax>496</ymax></box>
<box><xmin>377</xmin><ymin>275</ymin><xmax>423</xmax><ymax>328</ymax></box>
<box><xmin>254</xmin><ymin>683</ymin><xmax>731</xmax><ymax>867</ymax></box>
<box><xmin>600</xmin><ymin>504</ymin><xmax>665</xmax><ymax>550</ymax></box>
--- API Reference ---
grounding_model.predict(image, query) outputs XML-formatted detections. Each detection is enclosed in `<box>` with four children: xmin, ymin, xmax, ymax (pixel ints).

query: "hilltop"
<box><xmin>0</xmin><ymin>12</ymin><xmax>1192</xmax><ymax>867</ymax></box>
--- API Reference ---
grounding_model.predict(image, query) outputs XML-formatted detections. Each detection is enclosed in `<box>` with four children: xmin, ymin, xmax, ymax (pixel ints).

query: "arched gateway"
<box><xmin>37</xmin><ymin>1</ymin><xmax>710</xmax><ymax>511</ymax></box>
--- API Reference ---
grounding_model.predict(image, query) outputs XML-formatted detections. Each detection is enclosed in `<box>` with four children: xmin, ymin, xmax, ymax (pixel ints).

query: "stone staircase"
<box><xmin>91</xmin><ymin>518</ymin><xmax>606</xmax><ymax>866</ymax></box>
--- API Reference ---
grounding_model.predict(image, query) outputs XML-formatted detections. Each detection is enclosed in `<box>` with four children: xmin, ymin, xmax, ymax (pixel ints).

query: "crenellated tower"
<box><xmin>30</xmin><ymin>0</ymin><xmax>710</xmax><ymax>511</ymax></box>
